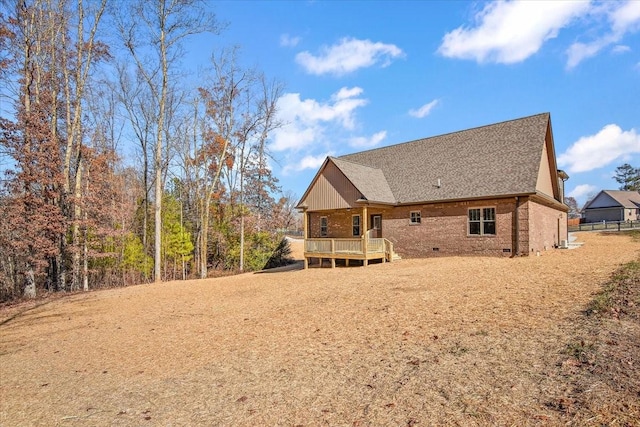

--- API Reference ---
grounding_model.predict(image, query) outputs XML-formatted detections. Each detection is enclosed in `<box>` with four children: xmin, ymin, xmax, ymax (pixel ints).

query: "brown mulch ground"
<box><xmin>1</xmin><ymin>232</ymin><xmax>639</xmax><ymax>426</ymax></box>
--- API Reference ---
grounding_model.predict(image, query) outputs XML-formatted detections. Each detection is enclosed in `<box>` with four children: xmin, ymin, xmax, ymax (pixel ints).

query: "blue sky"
<box><xmin>184</xmin><ymin>0</ymin><xmax>640</xmax><ymax>205</ymax></box>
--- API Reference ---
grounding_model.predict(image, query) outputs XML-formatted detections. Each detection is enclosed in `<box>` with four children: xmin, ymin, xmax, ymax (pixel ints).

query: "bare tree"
<box><xmin>187</xmin><ymin>48</ymin><xmax>281</xmax><ymax>275</ymax></box>
<box><xmin>63</xmin><ymin>0</ymin><xmax>108</xmax><ymax>291</ymax></box>
<box><xmin>115</xmin><ymin>0</ymin><xmax>218</xmax><ymax>282</ymax></box>
<box><xmin>114</xmin><ymin>61</ymin><xmax>156</xmax><ymax>274</ymax></box>
<box><xmin>564</xmin><ymin>196</ymin><xmax>580</xmax><ymax>219</ymax></box>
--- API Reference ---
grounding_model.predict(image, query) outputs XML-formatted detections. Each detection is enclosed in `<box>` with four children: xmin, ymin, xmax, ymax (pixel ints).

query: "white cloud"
<box><xmin>295</xmin><ymin>37</ymin><xmax>404</xmax><ymax>76</ymax></box>
<box><xmin>611</xmin><ymin>0</ymin><xmax>640</xmax><ymax>34</ymax></box>
<box><xmin>557</xmin><ymin>124</ymin><xmax>640</xmax><ymax>173</ymax></box>
<box><xmin>568</xmin><ymin>184</ymin><xmax>598</xmax><ymax>202</ymax></box>
<box><xmin>349</xmin><ymin>131</ymin><xmax>387</xmax><ymax>148</ymax></box>
<box><xmin>566</xmin><ymin>40</ymin><xmax>608</xmax><ymax>69</ymax></box>
<box><xmin>271</xmin><ymin>87</ymin><xmax>368</xmax><ymax>152</ymax></box>
<box><xmin>438</xmin><ymin>1</ymin><xmax>589</xmax><ymax>64</ymax></box>
<box><xmin>333</xmin><ymin>87</ymin><xmax>363</xmax><ymax>100</ymax></box>
<box><xmin>612</xmin><ymin>44</ymin><xmax>631</xmax><ymax>54</ymax></box>
<box><xmin>283</xmin><ymin>153</ymin><xmax>333</xmax><ymax>175</ymax></box>
<box><xmin>280</xmin><ymin>34</ymin><xmax>301</xmax><ymax>47</ymax></box>
<box><xmin>566</xmin><ymin>1</ymin><xmax>640</xmax><ymax>68</ymax></box>
<box><xmin>409</xmin><ymin>99</ymin><xmax>439</xmax><ymax>118</ymax></box>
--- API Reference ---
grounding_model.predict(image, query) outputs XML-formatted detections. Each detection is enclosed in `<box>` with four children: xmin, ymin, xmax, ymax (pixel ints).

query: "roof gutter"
<box><xmin>391</xmin><ymin>192</ymin><xmax>538</xmax><ymax>207</ymax></box>
<box><xmin>514</xmin><ymin>196</ymin><xmax>520</xmax><ymax>256</ymax></box>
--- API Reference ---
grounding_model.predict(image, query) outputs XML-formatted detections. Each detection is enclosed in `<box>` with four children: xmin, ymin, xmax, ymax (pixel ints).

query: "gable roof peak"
<box><xmin>583</xmin><ymin>190</ymin><xmax>640</xmax><ymax>210</ymax></box>
<box><xmin>330</xmin><ymin>156</ymin><xmax>396</xmax><ymax>204</ymax></box>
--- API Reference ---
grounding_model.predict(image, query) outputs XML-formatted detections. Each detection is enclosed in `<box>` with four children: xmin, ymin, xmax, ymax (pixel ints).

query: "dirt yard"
<box><xmin>1</xmin><ymin>232</ymin><xmax>638</xmax><ymax>426</ymax></box>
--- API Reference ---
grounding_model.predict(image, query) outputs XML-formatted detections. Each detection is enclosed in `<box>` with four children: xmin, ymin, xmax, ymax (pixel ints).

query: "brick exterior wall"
<box><xmin>383</xmin><ymin>198</ymin><xmax>517</xmax><ymax>258</ymax></box>
<box><xmin>308</xmin><ymin>210</ymin><xmax>363</xmax><ymax>238</ymax></box>
<box><xmin>527</xmin><ymin>200</ymin><xmax>567</xmax><ymax>253</ymax></box>
<box><xmin>306</xmin><ymin>196</ymin><xmax>567</xmax><ymax>258</ymax></box>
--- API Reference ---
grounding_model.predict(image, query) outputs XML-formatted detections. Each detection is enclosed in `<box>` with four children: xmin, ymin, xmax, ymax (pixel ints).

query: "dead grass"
<box><xmin>547</xmin><ymin>233</ymin><xmax>640</xmax><ymax>426</ymax></box>
<box><xmin>1</xmin><ymin>232</ymin><xmax>639</xmax><ymax>426</ymax></box>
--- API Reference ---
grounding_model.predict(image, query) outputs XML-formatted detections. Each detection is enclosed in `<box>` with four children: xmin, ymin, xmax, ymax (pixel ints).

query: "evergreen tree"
<box><xmin>614</xmin><ymin>163</ymin><xmax>640</xmax><ymax>191</ymax></box>
<box><xmin>161</xmin><ymin>194</ymin><xmax>194</xmax><ymax>280</ymax></box>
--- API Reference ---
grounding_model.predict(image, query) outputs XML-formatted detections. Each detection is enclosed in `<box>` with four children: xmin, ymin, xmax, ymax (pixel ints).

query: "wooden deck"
<box><xmin>303</xmin><ymin>238</ymin><xmax>394</xmax><ymax>268</ymax></box>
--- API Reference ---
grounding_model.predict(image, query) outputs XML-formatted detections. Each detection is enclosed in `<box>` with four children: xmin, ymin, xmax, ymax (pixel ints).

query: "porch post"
<box><xmin>303</xmin><ymin>210</ymin><xmax>308</xmax><ymax>269</ymax></box>
<box><xmin>362</xmin><ymin>205</ymin><xmax>368</xmax><ymax>266</ymax></box>
<box><xmin>330</xmin><ymin>239</ymin><xmax>335</xmax><ymax>268</ymax></box>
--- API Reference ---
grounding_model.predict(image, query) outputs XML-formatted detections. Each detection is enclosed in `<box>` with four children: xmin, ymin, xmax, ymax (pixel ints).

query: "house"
<box><xmin>582</xmin><ymin>190</ymin><xmax>640</xmax><ymax>223</ymax></box>
<box><xmin>296</xmin><ymin>113</ymin><xmax>569</xmax><ymax>268</ymax></box>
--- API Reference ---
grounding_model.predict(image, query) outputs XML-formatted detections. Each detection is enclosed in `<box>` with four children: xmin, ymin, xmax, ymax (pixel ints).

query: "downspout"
<box><xmin>514</xmin><ymin>196</ymin><xmax>519</xmax><ymax>256</ymax></box>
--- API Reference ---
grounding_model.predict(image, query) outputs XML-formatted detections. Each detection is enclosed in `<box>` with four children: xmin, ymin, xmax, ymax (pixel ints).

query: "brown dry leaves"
<box><xmin>1</xmin><ymin>232</ymin><xmax>638</xmax><ymax>426</ymax></box>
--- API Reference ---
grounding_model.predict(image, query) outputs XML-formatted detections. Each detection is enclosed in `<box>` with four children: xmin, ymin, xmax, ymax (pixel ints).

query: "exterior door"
<box><xmin>371</xmin><ymin>215</ymin><xmax>382</xmax><ymax>238</ymax></box>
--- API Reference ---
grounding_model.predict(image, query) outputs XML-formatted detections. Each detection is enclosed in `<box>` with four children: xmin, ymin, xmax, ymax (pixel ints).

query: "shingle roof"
<box><xmin>338</xmin><ymin>113</ymin><xmax>551</xmax><ymax>204</ymax></box>
<box><xmin>599</xmin><ymin>190</ymin><xmax>640</xmax><ymax>208</ymax></box>
<box><xmin>330</xmin><ymin>157</ymin><xmax>396</xmax><ymax>204</ymax></box>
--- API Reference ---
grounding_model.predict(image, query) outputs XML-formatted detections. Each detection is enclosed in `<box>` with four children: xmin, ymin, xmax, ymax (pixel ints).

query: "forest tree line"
<box><xmin>0</xmin><ymin>0</ymin><xmax>300</xmax><ymax>301</ymax></box>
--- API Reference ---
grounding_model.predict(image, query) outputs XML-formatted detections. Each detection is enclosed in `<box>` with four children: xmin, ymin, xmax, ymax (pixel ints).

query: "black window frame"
<box><xmin>352</xmin><ymin>214</ymin><xmax>361</xmax><ymax>237</ymax></box>
<box><xmin>468</xmin><ymin>207</ymin><xmax>496</xmax><ymax>236</ymax></box>
<box><xmin>320</xmin><ymin>216</ymin><xmax>328</xmax><ymax>237</ymax></box>
<box><xmin>410</xmin><ymin>210</ymin><xmax>421</xmax><ymax>224</ymax></box>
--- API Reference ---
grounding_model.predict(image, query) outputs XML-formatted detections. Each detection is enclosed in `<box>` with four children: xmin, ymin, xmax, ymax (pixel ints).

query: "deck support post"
<box><xmin>362</xmin><ymin>206</ymin><xmax>368</xmax><ymax>259</ymax></box>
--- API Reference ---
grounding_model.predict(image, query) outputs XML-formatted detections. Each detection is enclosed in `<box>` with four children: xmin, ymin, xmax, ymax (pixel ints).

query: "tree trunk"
<box><xmin>154</xmin><ymin>2</ymin><xmax>168</xmax><ymax>283</ymax></box>
<box><xmin>199</xmin><ymin>195</ymin><xmax>210</xmax><ymax>279</ymax></box>
<box><xmin>24</xmin><ymin>267</ymin><xmax>36</xmax><ymax>299</ymax></box>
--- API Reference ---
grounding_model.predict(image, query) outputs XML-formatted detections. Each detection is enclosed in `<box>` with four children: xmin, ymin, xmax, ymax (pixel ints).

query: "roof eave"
<box><xmin>393</xmin><ymin>192</ymin><xmax>538</xmax><ymax>206</ymax></box>
<box><xmin>354</xmin><ymin>199</ymin><xmax>396</xmax><ymax>207</ymax></box>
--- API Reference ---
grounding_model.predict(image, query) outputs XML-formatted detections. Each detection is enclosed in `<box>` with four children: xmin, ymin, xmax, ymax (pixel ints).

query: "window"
<box><xmin>468</xmin><ymin>207</ymin><xmax>496</xmax><ymax>235</ymax></box>
<box><xmin>352</xmin><ymin>215</ymin><xmax>361</xmax><ymax>236</ymax></box>
<box><xmin>410</xmin><ymin>211</ymin><xmax>421</xmax><ymax>224</ymax></box>
<box><xmin>372</xmin><ymin>215</ymin><xmax>382</xmax><ymax>230</ymax></box>
<box><xmin>320</xmin><ymin>216</ymin><xmax>328</xmax><ymax>237</ymax></box>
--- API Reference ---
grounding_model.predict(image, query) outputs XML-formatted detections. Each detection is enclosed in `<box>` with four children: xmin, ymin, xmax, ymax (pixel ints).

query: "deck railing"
<box><xmin>368</xmin><ymin>238</ymin><xmax>384</xmax><ymax>253</ymax></box>
<box><xmin>305</xmin><ymin>237</ymin><xmax>387</xmax><ymax>255</ymax></box>
<box><xmin>334</xmin><ymin>239</ymin><xmax>363</xmax><ymax>253</ymax></box>
<box><xmin>305</xmin><ymin>239</ymin><xmax>332</xmax><ymax>253</ymax></box>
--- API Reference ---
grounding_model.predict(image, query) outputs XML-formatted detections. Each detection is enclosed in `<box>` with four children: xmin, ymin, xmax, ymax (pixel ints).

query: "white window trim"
<box><xmin>372</xmin><ymin>215</ymin><xmax>382</xmax><ymax>230</ymax></box>
<box><xmin>410</xmin><ymin>210</ymin><xmax>421</xmax><ymax>225</ymax></box>
<box><xmin>468</xmin><ymin>207</ymin><xmax>496</xmax><ymax>236</ymax></box>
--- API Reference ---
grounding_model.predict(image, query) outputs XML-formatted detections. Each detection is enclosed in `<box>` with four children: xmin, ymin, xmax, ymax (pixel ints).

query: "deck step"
<box><xmin>391</xmin><ymin>252</ymin><xmax>402</xmax><ymax>261</ymax></box>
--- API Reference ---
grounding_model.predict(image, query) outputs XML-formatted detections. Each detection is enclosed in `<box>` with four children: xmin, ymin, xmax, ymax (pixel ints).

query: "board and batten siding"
<box><xmin>301</xmin><ymin>161</ymin><xmax>362</xmax><ymax>211</ymax></box>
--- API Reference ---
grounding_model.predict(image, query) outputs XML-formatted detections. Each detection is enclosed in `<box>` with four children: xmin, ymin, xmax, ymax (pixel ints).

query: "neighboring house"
<box><xmin>582</xmin><ymin>190</ymin><xmax>640</xmax><ymax>223</ymax></box>
<box><xmin>296</xmin><ymin>113</ymin><xmax>569</xmax><ymax>268</ymax></box>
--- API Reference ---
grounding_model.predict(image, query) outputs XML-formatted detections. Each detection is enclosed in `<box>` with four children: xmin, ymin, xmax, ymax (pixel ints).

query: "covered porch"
<box><xmin>300</xmin><ymin>203</ymin><xmax>396</xmax><ymax>268</ymax></box>
<box><xmin>303</xmin><ymin>236</ymin><xmax>394</xmax><ymax>268</ymax></box>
